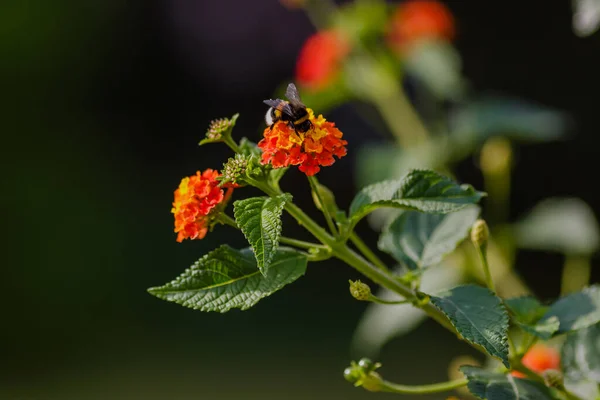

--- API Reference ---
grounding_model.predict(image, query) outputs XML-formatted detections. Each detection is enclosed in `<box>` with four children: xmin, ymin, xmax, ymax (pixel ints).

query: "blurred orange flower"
<box><xmin>258</xmin><ymin>109</ymin><xmax>347</xmax><ymax>176</ymax></box>
<box><xmin>296</xmin><ymin>30</ymin><xmax>350</xmax><ymax>91</ymax></box>
<box><xmin>171</xmin><ymin>169</ymin><xmax>230</xmax><ymax>242</ymax></box>
<box><xmin>388</xmin><ymin>0</ymin><xmax>455</xmax><ymax>52</ymax></box>
<box><xmin>511</xmin><ymin>344</ymin><xmax>560</xmax><ymax>378</ymax></box>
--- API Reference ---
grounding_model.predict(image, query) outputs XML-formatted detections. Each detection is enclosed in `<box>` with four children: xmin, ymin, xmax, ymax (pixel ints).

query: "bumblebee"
<box><xmin>264</xmin><ymin>83</ymin><xmax>312</xmax><ymax>133</ymax></box>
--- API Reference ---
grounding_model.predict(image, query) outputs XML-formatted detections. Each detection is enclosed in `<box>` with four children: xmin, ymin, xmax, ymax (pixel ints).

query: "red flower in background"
<box><xmin>258</xmin><ymin>109</ymin><xmax>347</xmax><ymax>176</ymax></box>
<box><xmin>171</xmin><ymin>169</ymin><xmax>231</xmax><ymax>242</ymax></box>
<box><xmin>296</xmin><ymin>30</ymin><xmax>350</xmax><ymax>91</ymax></box>
<box><xmin>511</xmin><ymin>345</ymin><xmax>560</xmax><ymax>378</ymax></box>
<box><xmin>388</xmin><ymin>0</ymin><xmax>455</xmax><ymax>52</ymax></box>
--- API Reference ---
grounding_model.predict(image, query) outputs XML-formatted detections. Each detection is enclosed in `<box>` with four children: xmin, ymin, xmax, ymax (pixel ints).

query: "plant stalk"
<box><xmin>349</xmin><ymin>232</ymin><xmax>389</xmax><ymax>271</ymax></box>
<box><xmin>378</xmin><ymin>377</ymin><xmax>468</xmax><ymax>395</ymax></box>
<box><xmin>307</xmin><ymin>175</ymin><xmax>338</xmax><ymax>236</ymax></box>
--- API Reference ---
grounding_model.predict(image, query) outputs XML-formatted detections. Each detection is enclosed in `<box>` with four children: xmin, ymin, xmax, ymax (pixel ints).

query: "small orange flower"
<box><xmin>171</xmin><ymin>169</ymin><xmax>231</xmax><ymax>242</ymax></box>
<box><xmin>296</xmin><ymin>30</ymin><xmax>350</xmax><ymax>91</ymax></box>
<box><xmin>258</xmin><ymin>109</ymin><xmax>347</xmax><ymax>176</ymax></box>
<box><xmin>511</xmin><ymin>344</ymin><xmax>560</xmax><ymax>378</ymax></box>
<box><xmin>387</xmin><ymin>0</ymin><xmax>455</xmax><ymax>52</ymax></box>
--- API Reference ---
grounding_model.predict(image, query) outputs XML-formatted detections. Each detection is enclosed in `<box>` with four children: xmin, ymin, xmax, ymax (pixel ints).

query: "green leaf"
<box><xmin>147</xmin><ymin>245</ymin><xmax>307</xmax><ymax>313</ymax></box>
<box><xmin>450</xmin><ymin>94</ymin><xmax>571</xmax><ymax>149</ymax></box>
<box><xmin>378</xmin><ymin>206</ymin><xmax>480</xmax><ymax>270</ymax></box>
<box><xmin>238</xmin><ymin>137</ymin><xmax>261</xmax><ymax>157</ymax></box>
<box><xmin>349</xmin><ymin>169</ymin><xmax>485</xmax><ymax>226</ymax></box>
<box><xmin>404</xmin><ymin>39</ymin><xmax>466</xmax><ymax>101</ymax></box>
<box><xmin>234</xmin><ymin>194</ymin><xmax>291</xmax><ymax>275</ymax></box>
<box><xmin>460</xmin><ymin>366</ymin><xmax>556</xmax><ymax>400</ymax></box>
<box><xmin>505</xmin><ymin>296</ymin><xmax>559</xmax><ymax>340</ymax></box>
<box><xmin>429</xmin><ymin>285</ymin><xmax>510</xmax><ymax>367</ymax></box>
<box><xmin>515</xmin><ymin>197</ymin><xmax>600</xmax><ymax>256</ymax></box>
<box><xmin>562</xmin><ymin>323</ymin><xmax>600</xmax><ymax>384</ymax></box>
<box><xmin>540</xmin><ymin>285</ymin><xmax>600</xmax><ymax>335</ymax></box>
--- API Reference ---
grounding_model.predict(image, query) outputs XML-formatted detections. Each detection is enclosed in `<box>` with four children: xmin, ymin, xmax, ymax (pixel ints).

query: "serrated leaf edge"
<box><xmin>431</xmin><ymin>286</ymin><xmax>510</xmax><ymax>367</ymax></box>
<box><xmin>233</xmin><ymin>194</ymin><xmax>291</xmax><ymax>276</ymax></box>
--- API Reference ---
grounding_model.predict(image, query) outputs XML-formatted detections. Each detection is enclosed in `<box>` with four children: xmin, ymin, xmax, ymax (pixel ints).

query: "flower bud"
<box><xmin>542</xmin><ymin>369</ymin><xmax>564</xmax><ymax>388</ymax></box>
<box><xmin>360</xmin><ymin>372</ymin><xmax>383</xmax><ymax>392</ymax></box>
<box><xmin>349</xmin><ymin>280</ymin><xmax>371</xmax><ymax>301</ymax></box>
<box><xmin>471</xmin><ymin>219</ymin><xmax>489</xmax><ymax>248</ymax></box>
<box><xmin>200</xmin><ymin>114</ymin><xmax>239</xmax><ymax>145</ymax></box>
<box><xmin>343</xmin><ymin>366</ymin><xmax>361</xmax><ymax>383</ymax></box>
<box><xmin>480</xmin><ymin>137</ymin><xmax>512</xmax><ymax>175</ymax></box>
<box><xmin>221</xmin><ymin>154</ymin><xmax>248</xmax><ymax>186</ymax></box>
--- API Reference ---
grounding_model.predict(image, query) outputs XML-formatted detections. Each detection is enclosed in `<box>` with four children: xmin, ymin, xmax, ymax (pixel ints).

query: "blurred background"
<box><xmin>2</xmin><ymin>0</ymin><xmax>600</xmax><ymax>399</ymax></box>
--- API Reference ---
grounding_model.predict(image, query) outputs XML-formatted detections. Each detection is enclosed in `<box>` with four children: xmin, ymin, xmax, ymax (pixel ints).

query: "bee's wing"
<box><xmin>263</xmin><ymin>99</ymin><xmax>294</xmax><ymax>118</ymax></box>
<box><xmin>285</xmin><ymin>83</ymin><xmax>306</xmax><ymax>109</ymax></box>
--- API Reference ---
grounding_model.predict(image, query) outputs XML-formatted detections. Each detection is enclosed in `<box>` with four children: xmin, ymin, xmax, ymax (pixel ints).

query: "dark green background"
<box><xmin>2</xmin><ymin>1</ymin><xmax>599</xmax><ymax>399</ymax></box>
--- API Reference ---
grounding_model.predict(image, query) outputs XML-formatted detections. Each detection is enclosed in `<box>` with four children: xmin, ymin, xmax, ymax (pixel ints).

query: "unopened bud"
<box><xmin>221</xmin><ymin>154</ymin><xmax>248</xmax><ymax>186</ymax></box>
<box><xmin>480</xmin><ymin>137</ymin><xmax>512</xmax><ymax>175</ymax></box>
<box><xmin>471</xmin><ymin>219</ymin><xmax>489</xmax><ymax>248</ymax></box>
<box><xmin>542</xmin><ymin>369</ymin><xmax>564</xmax><ymax>388</ymax></box>
<box><xmin>360</xmin><ymin>372</ymin><xmax>383</xmax><ymax>392</ymax></box>
<box><xmin>201</xmin><ymin>113</ymin><xmax>239</xmax><ymax>144</ymax></box>
<box><xmin>349</xmin><ymin>280</ymin><xmax>371</xmax><ymax>301</ymax></box>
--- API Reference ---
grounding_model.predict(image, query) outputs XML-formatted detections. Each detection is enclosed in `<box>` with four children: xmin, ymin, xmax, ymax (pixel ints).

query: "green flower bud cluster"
<box><xmin>344</xmin><ymin>358</ymin><xmax>383</xmax><ymax>392</ymax></box>
<box><xmin>220</xmin><ymin>154</ymin><xmax>248</xmax><ymax>186</ymax></box>
<box><xmin>200</xmin><ymin>113</ymin><xmax>239</xmax><ymax>146</ymax></box>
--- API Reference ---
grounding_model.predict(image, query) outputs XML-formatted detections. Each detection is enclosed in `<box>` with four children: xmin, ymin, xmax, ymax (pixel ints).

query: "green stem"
<box><xmin>307</xmin><ymin>175</ymin><xmax>338</xmax><ymax>236</ymax></box>
<box><xmin>253</xmin><ymin>182</ymin><xmax>461</xmax><ymax>342</ymax></box>
<box><xmin>368</xmin><ymin>295</ymin><xmax>410</xmax><ymax>305</ymax></box>
<box><xmin>333</xmin><ymin>244</ymin><xmax>456</xmax><ymax>333</ymax></box>
<box><xmin>372</xmin><ymin>87</ymin><xmax>429</xmax><ymax>147</ymax></box>
<box><xmin>218</xmin><ymin>213</ymin><xmax>238</xmax><ymax>228</ymax></box>
<box><xmin>475</xmin><ymin>245</ymin><xmax>496</xmax><ymax>292</ymax></box>
<box><xmin>561</xmin><ymin>255</ymin><xmax>591</xmax><ymax>296</ymax></box>
<box><xmin>378</xmin><ymin>378</ymin><xmax>468</xmax><ymax>395</ymax></box>
<box><xmin>349</xmin><ymin>232</ymin><xmax>388</xmax><ymax>271</ymax></box>
<box><xmin>279</xmin><ymin>236</ymin><xmax>325</xmax><ymax>251</ymax></box>
<box><xmin>510</xmin><ymin>359</ymin><xmax>545</xmax><ymax>385</ymax></box>
<box><xmin>223</xmin><ymin>136</ymin><xmax>242</xmax><ymax>154</ymax></box>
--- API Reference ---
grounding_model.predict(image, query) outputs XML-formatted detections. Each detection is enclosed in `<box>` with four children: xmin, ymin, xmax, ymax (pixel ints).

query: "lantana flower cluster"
<box><xmin>171</xmin><ymin>169</ymin><xmax>227</xmax><ymax>242</ymax></box>
<box><xmin>387</xmin><ymin>0</ymin><xmax>455</xmax><ymax>53</ymax></box>
<box><xmin>296</xmin><ymin>30</ymin><xmax>350</xmax><ymax>91</ymax></box>
<box><xmin>258</xmin><ymin>109</ymin><xmax>347</xmax><ymax>176</ymax></box>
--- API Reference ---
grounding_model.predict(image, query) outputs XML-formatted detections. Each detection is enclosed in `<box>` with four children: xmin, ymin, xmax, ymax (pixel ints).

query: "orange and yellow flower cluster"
<box><xmin>258</xmin><ymin>109</ymin><xmax>347</xmax><ymax>176</ymax></box>
<box><xmin>171</xmin><ymin>169</ymin><xmax>227</xmax><ymax>242</ymax></box>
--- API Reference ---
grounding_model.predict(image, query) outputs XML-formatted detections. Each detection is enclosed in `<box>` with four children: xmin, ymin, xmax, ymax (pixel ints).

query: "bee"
<box><xmin>264</xmin><ymin>83</ymin><xmax>312</xmax><ymax>133</ymax></box>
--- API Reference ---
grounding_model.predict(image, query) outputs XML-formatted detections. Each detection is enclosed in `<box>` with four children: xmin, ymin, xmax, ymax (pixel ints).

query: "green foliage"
<box><xmin>460</xmin><ymin>366</ymin><xmax>556</xmax><ymax>400</ymax></box>
<box><xmin>404</xmin><ymin>39</ymin><xmax>465</xmax><ymax>101</ymax></box>
<box><xmin>562</xmin><ymin>323</ymin><xmax>600</xmax><ymax>383</ymax></box>
<box><xmin>147</xmin><ymin>245</ymin><xmax>307</xmax><ymax>313</ymax></box>
<box><xmin>349</xmin><ymin>169</ymin><xmax>485</xmax><ymax>226</ymax></box>
<box><xmin>238</xmin><ymin>137</ymin><xmax>262</xmax><ymax>158</ymax></box>
<box><xmin>378</xmin><ymin>206</ymin><xmax>479</xmax><ymax>270</ymax></box>
<box><xmin>333</xmin><ymin>0</ymin><xmax>387</xmax><ymax>42</ymax></box>
<box><xmin>515</xmin><ymin>197</ymin><xmax>600</xmax><ymax>256</ymax></box>
<box><xmin>234</xmin><ymin>194</ymin><xmax>291</xmax><ymax>275</ymax></box>
<box><xmin>450</xmin><ymin>95</ymin><xmax>570</xmax><ymax>149</ymax></box>
<box><xmin>429</xmin><ymin>285</ymin><xmax>509</xmax><ymax>367</ymax></box>
<box><xmin>540</xmin><ymin>285</ymin><xmax>600</xmax><ymax>335</ymax></box>
<box><xmin>505</xmin><ymin>296</ymin><xmax>559</xmax><ymax>340</ymax></box>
